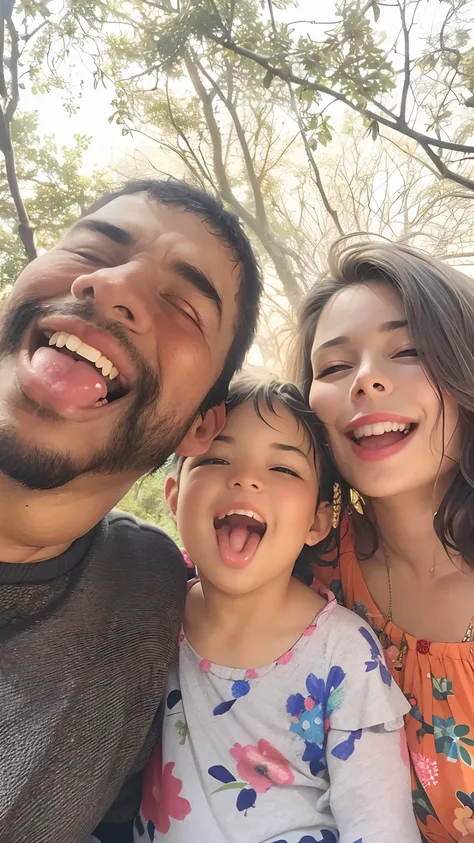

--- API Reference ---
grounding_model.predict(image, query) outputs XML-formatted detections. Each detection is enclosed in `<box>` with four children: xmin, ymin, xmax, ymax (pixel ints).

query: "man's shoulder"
<box><xmin>106</xmin><ymin>508</ymin><xmax>179</xmax><ymax>550</ymax></box>
<box><xmin>89</xmin><ymin>509</ymin><xmax>185</xmax><ymax>594</ymax></box>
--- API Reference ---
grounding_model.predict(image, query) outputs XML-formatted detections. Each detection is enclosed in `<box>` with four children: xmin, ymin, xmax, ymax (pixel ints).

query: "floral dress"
<box><xmin>315</xmin><ymin>525</ymin><xmax>474</xmax><ymax>842</ymax></box>
<box><xmin>135</xmin><ymin>588</ymin><xmax>420</xmax><ymax>843</ymax></box>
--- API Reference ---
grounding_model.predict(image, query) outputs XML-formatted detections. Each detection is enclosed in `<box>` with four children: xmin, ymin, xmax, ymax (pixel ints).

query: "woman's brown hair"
<box><xmin>293</xmin><ymin>236</ymin><xmax>474</xmax><ymax>567</ymax></box>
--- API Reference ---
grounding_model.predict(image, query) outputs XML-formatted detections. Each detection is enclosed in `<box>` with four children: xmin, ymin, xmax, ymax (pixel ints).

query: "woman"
<box><xmin>293</xmin><ymin>239</ymin><xmax>474</xmax><ymax>842</ymax></box>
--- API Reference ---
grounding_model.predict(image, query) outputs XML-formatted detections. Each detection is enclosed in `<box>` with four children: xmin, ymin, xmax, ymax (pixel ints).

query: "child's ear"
<box><xmin>164</xmin><ymin>474</ymin><xmax>179</xmax><ymax>522</ymax></box>
<box><xmin>175</xmin><ymin>404</ymin><xmax>225</xmax><ymax>457</ymax></box>
<box><xmin>305</xmin><ymin>501</ymin><xmax>333</xmax><ymax>547</ymax></box>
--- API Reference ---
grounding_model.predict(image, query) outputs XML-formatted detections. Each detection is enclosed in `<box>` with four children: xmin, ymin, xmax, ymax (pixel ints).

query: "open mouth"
<box><xmin>348</xmin><ymin>420</ymin><xmax>417</xmax><ymax>450</ymax></box>
<box><xmin>32</xmin><ymin>329</ymin><xmax>129</xmax><ymax>407</ymax></box>
<box><xmin>214</xmin><ymin>509</ymin><xmax>267</xmax><ymax>568</ymax></box>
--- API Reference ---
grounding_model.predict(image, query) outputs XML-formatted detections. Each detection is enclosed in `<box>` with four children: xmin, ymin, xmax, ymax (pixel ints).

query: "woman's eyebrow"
<box><xmin>314</xmin><ymin>320</ymin><xmax>408</xmax><ymax>355</ymax></box>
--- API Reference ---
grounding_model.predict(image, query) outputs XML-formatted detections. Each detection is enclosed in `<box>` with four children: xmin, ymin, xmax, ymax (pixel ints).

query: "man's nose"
<box><xmin>70</xmin><ymin>264</ymin><xmax>155</xmax><ymax>335</ymax></box>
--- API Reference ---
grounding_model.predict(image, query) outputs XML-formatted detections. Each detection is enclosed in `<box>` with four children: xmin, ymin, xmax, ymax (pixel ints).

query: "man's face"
<box><xmin>0</xmin><ymin>193</ymin><xmax>241</xmax><ymax>489</ymax></box>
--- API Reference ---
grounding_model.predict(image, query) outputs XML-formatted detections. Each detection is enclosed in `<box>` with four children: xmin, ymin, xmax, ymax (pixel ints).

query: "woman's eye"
<box><xmin>271</xmin><ymin>466</ymin><xmax>300</xmax><ymax>478</ymax></box>
<box><xmin>393</xmin><ymin>348</ymin><xmax>418</xmax><ymax>359</ymax></box>
<box><xmin>315</xmin><ymin>363</ymin><xmax>351</xmax><ymax>379</ymax></box>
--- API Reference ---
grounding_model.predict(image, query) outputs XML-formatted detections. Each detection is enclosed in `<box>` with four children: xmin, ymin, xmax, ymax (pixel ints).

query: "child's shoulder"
<box><xmin>316</xmin><ymin>600</ymin><xmax>385</xmax><ymax>663</ymax></box>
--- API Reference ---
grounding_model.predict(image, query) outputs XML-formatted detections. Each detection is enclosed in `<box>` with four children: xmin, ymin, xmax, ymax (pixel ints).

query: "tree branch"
<box><xmin>205</xmin><ymin>34</ymin><xmax>474</xmax><ymax>157</ymax></box>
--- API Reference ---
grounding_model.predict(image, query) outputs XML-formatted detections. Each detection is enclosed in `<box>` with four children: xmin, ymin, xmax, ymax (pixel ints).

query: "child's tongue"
<box><xmin>215</xmin><ymin>514</ymin><xmax>263</xmax><ymax>568</ymax></box>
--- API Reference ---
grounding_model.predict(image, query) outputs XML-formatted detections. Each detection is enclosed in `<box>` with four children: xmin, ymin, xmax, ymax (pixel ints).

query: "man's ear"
<box><xmin>305</xmin><ymin>501</ymin><xmax>333</xmax><ymax>547</ymax></box>
<box><xmin>164</xmin><ymin>474</ymin><xmax>179</xmax><ymax>521</ymax></box>
<box><xmin>175</xmin><ymin>404</ymin><xmax>225</xmax><ymax>457</ymax></box>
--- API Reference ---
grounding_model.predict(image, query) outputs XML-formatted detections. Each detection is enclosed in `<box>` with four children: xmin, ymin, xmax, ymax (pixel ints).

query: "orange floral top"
<box><xmin>315</xmin><ymin>523</ymin><xmax>474</xmax><ymax>843</ymax></box>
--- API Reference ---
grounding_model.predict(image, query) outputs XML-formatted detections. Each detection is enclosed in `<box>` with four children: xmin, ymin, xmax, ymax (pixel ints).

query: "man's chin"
<box><xmin>0</xmin><ymin>427</ymin><xmax>88</xmax><ymax>490</ymax></box>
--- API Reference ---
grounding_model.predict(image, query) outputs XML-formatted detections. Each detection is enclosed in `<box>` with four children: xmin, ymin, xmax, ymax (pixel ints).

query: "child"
<box><xmin>134</xmin><ymin>378</ymin><xmax>420</xmax><ymax>843</ymax></box>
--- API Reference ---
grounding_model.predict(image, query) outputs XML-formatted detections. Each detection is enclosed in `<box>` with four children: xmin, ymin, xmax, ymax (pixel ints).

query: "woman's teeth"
<box><xmin>48</xmin><ymin>332</ymin><xmax>119</xmax><ymax>380</ymax></box>
<box><xmin>353</xmin><ymin>421</ymin><xmax>411</xmax><ymax>440</ymax></box>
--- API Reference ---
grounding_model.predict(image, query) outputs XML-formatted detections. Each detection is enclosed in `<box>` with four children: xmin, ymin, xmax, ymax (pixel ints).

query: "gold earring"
<box><xmin>332</xmin><ymin>482</ymin><xmax>342</xmax><ymax>529</ymax></box>
<box><xmin>350</xmin><ymin>488</ymin><xmax>364</xmax><ymax>514</ymax></box>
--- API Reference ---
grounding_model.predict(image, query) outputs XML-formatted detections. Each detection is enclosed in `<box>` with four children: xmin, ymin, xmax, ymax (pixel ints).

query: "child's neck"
<box><xmin>184</xmin><ymin>572</ymin><xmax>326</xmax><ymax>669</ymax></box>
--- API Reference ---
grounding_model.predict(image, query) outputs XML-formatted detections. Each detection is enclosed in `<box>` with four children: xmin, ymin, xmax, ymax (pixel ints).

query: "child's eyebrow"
<box><xmin>214</xmin><ymin>435</ymin><xmax>310</xmax><ymax>461</ymax></box>
<box><xmin>270</xmin><ymin>442</ymin><xmax>310</xmax><ymax>461</ymax></box>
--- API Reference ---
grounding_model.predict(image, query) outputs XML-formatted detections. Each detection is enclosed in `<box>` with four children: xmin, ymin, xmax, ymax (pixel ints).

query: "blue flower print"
<box><xmin>208</xmin><ymin>764</ymin><xmax>257</xmax><ymax>814</ymax></box>
<box><xmin>213</xmin><ymin>679</ymin><xmax>251</xmax><ymax>716</ymax></box>
<box><xmin>358</xmin><ymin>626</ymin><xmax>391</xmax><ymax>686</ymax></box>
<box><xmin>287</xmin><ymin>666</ymin><xmax>345</xmax><ymax>775</ymax></box>
<box><xmin>271</xmin><ymin>834</ymin><xmax>338</xmax><ymax>843</ymax></box>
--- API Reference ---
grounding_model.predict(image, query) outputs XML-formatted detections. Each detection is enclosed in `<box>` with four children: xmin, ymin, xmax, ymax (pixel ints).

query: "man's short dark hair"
<box><xmin>87</xmin><ymin>179</ymin><xmax>262</xmax><ymax>412</ymax></box>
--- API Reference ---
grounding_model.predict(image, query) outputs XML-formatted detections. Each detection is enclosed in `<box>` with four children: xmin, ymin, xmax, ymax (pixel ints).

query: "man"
<box><xmin>0</xmin><ymin>179</ymin><xmax>261</xmax><ymax>843</ymax></box>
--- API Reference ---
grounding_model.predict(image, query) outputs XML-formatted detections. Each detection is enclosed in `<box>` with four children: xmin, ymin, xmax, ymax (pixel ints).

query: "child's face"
<box><xmin>309</xmin><ymin>281</ymin><xmax>461</xmax><ymax>500</ymax></box>
<box><xmin>166</xmin><ymin>399</ymin><xmax>331</xmax><ymax>595</ymax></box>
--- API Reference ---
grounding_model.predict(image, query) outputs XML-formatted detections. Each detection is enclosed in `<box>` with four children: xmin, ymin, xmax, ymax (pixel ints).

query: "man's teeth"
<box><xmin>48</xmin><ymin>332</ymin><xmax>119</xmax><ymax>380</ymax></box>
<box><xmin>353</xmin><ymin>421</ymin><xmax>411</xmax><ymax>440</ymax></box>
<box><xmin>223</xmin><ymin>509</ymin><xmax>265</xmax><ymax>524</ymax></box>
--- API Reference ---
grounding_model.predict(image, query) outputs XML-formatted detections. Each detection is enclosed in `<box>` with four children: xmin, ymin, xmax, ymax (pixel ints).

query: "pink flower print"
<box><xmin>142</xmin><ymin>753</ymin><xmax>191</xmax><ymax>833</ymax></box>
<box><xmin>411</xmin><ymin>752</ymin><xmax>439</xmax><ymax>788</ymax></box>
<box><xmin>276</xmin><ymin>649</ymin><xmax>293</xmax><ymax>666</ymax></box>
<box><xmin>303</xmin><ymin>624</ymin><xmax>317</xmax><ymax>636</ymax></box>
<box><xmin>230</xmin><ymin>739</ymin><xmax>294</xmax><ymax>793</ymax></box>
<box><xmin>199</xmin><ymin>659</ymin><xmax>212</xmax><ymax>672</ymax></box>
<box><xmin>245</xmin><ymin>669</ymin><xmax>259</xmax><ymax>679</ymax></box>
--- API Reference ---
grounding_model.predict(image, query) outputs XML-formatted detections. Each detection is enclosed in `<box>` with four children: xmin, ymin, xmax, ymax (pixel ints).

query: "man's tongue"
<box><xmin>357</xmin><ymin>430</ymin><xmax>407</xmax><ymax>450</ymax></box>
<box><xmin>21</xmin><ymin>346</ymin><xmax>108</xmax><ymax>416</ymax></box>
<box><xmin>215</xmin><ymin>514</ymin><xmax>263</xmax><ymax>568</ymax></box>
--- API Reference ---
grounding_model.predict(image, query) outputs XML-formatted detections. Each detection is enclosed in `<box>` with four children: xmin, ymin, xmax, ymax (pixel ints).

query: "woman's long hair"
<box><xmin>292</xmin><ymin>237</ymin><xmax>474</xmax><ymax>567</ymax></box>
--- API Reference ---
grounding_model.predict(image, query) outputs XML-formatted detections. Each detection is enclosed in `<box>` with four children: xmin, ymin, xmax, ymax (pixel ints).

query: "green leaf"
<box><xmin>211</xmin><ymin>782</ymin><xmax>247</xmax><ymax>794</ymax></box>
<box><xmin>454</xmin><ymin>724</ymin><xmax>470</xmax><ymax>738</ymax></box>
<box><xmin>430</xmin><ymin>675</ymin><xmax>453</xmax><ymax>701</ymax></box>
<box><xmin>459</xmin><ymin>746</ymin><xmax>472</xmax><ymax>767</ymax></box>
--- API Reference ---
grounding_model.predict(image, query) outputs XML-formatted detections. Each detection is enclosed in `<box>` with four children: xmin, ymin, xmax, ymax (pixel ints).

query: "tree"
<box><xmin>190</xmin><ymin>0</ymin><xmax>474</xmax><ymax>192</ymax></box>
<box><xmin>119</xmin><ymin>471</ymin><xmax>180</xmax><ymax>544</ymax></box>
<box><xmin>0</xmin><ymin>110</ymin><xmax>109</xmax><ymax>291</ymax></box>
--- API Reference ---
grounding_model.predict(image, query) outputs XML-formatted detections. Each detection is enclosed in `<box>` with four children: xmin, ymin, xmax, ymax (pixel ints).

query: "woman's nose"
<box><xmin>350</xmin><ymin>360</ymin><xmax>393</xmax><ymax>400</ymax></box>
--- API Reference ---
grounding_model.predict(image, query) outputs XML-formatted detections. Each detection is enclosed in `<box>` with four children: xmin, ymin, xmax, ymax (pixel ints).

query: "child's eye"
<box><xmin>271</xmin><ymin>466</ymin><xmax>300</xmax><ymax>478</ymax></box>
<box><xmin>195</xmin><ymin>457</ymin><xmax>228</xmax><ymax>467</ymax></box>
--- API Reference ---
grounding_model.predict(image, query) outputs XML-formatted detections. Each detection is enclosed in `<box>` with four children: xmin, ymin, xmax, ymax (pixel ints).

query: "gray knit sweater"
<box><xmin>0</xmin><ymin>510</ymin><xmax>186</xmax><ymax>843</ymax></box>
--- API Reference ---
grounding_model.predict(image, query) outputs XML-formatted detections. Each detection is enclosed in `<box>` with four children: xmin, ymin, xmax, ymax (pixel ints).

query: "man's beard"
<box><xmin>0</xmin><ymin>298</ymin><xmax>197</xmax><ymax>490</ymax></box>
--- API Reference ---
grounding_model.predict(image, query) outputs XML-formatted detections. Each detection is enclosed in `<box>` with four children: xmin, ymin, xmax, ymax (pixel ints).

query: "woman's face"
<box><xmin>309</xmin><ymin>282</ymin><xmax>461</xmax><ymax>500</ymax></box>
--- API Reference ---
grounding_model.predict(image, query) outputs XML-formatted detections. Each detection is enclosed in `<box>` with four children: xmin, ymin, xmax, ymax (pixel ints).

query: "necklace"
<box><xmin>380</xmin><ymin>542</ymin><xmax>408</xmax><ymax>671</ymax></box>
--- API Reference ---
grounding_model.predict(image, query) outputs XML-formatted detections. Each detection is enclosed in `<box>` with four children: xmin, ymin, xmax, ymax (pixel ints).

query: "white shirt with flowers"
<box><xmin>134</xmin><ymin>587</ymin><xmax>421</xmax><ymax>843</ymax></box>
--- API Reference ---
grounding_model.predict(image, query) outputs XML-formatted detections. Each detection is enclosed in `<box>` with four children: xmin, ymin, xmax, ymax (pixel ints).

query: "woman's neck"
<box><xmin>370</xmin><ymin>484</ymin><xmax>458</xmax><ymax>577</ymax></box>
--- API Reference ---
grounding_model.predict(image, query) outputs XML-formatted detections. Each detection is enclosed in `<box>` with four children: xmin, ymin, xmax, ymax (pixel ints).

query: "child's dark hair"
<box><xmin>171</xmin><ymin>374</ymin><xmax>340</xmax><ymax>584</ymax></box>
